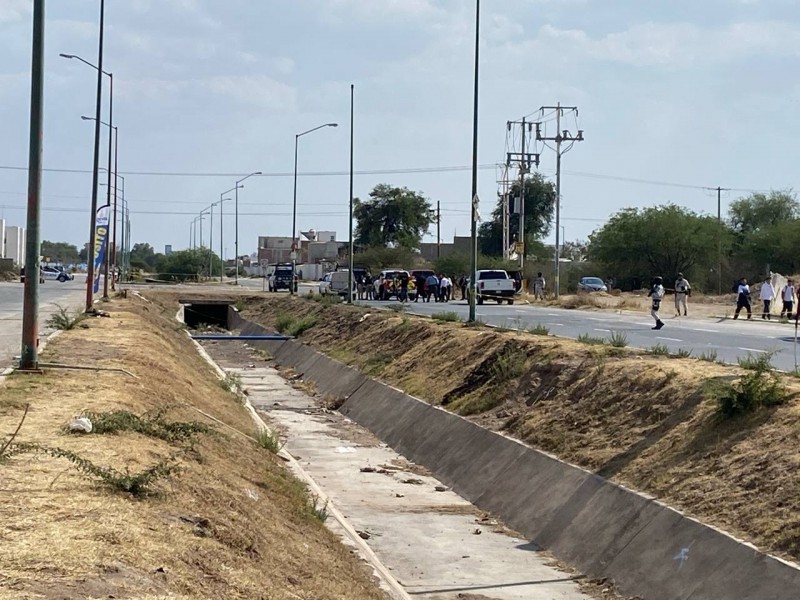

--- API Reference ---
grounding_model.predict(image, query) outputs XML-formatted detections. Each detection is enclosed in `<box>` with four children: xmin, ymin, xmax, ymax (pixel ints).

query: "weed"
<box><xmin>490</xmin><ymin>346</ymin><xmax>527</xmax><ymax>382</ymax></box>
<box><xmin>673</xmin><ymin>348</ymin><xmax>693</xmax><ymax>359</ymax></box>
<box><xmin>80</xmin><ymin>408</ymin><xmax>215</xmax><ymax>446</ymax></box>
<box><xmin>395</xmin><ymin>315</ymin><xmax>410</xmax><ymax>331</ymax></box>
<box><xmin>648</xmin><ymin>343</ymin><xmax>670</xmax><ymax>356</ymax></box>
<box><xmin>320</xmin><ymin>294</ymin><xmax>341</xmax><ymax>307</ymax></box>
<box><xmin>738</xmin><ymin>352</ymin><xmax>775</xmax><ymax>372</ymax></box>
<box><xmin>3</xmin><ymin>442</ymin><xmax>176</xmax><ymax>497</ymax></box>
<box><xmin>780</xmin><ymin>316</ymin><xmax>790</xmax><ymax>324</ymax></box>
<box><xmin>46</xmin><ymin>304</ymin><xmax>87</xmax><ymax>331</ymax></box>
<box><xmin>577</xmin><ymin>333</ymin><xmax>606</xmax><ymax>346</ymax></box>
<box><xmin>609</xmin><ymin>330</ymin><xmax>628</xmax><ymax>348</ymax></box>
<box><xmin>234</xmin><ymin>298</ymin><xmax>246</xmax><ymax>312</ymax></box>
<box><xmin>387</xmin><ymin>303</ymin><xmax>408</xmax><ymax>313</ymax></box>
<box><xmin>218</xmin><ymin>372</ymin><xmax>242</xmax><ymax>393</ymax></box>
<box><xmin>698</xmin><ymin>350</ymin><xmax>718</xmax><ymax>363</ymax></box>
<box><xmin>463</xmin><ymin>318</ymin><xmax>487</xmax><ymax>328</ymax></box>
<box><xmin>528</xmin><ymin>323</ymin><xmax>550</xmax><ymax>336</ymax></box>
<box><xmin>431</xmin><ymin>311</ymin><xmax>462</xmax><ymax>323</ymax></box>
<box><xmin>715</xmin><ymin>365</ymin><xmax>786</xmax><ymax>418</ymax></box>
<box><xmin>274</xmin><ymin>313</ymin><xmax>295</xmax><ymax>334</ymax></box>
<box><xmin>364</xmin><ymin>353</ymin><xmax>394</xmax><ymax>376</ymax></box>
<box><xmin>254</xmin><ymin>428</ymin><xmax>281</xmax><ymax>453</ymax></box>
<box><xmin>286</xmin><ymin>315</ymin><xmax>318</xmax><ymax>337</ymax></box>
<box><xmin>309</xmin><ymin>495</ymin><xmax>329</xmax><ymax>523</ymax></box>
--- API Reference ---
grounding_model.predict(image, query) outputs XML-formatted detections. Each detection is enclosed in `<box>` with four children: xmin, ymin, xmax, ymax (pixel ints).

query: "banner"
<box><xmin>92</xmin><ymin>206</ymin><xmax>110</xmax><ymax>293</ymax></box>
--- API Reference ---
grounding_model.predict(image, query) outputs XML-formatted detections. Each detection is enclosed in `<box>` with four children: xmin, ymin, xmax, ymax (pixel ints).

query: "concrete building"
<box><xmin>419</xmin><ymin>236</ymin><xmax>473</xmax><ymax>262</ymax></box>
<box><xmin>257</xmin><ymin>236</ymin><xmax>294</xmax><ymax>265</ymax></box>
<box><xmin>4</xmin><ymin>226</ymin><xmax>24</xmax><ymax>266</ymax></box>
<box><xmin>0</xmin><ymin>219</ymin><xmax>5</xmax><ymax>259</ymax></box>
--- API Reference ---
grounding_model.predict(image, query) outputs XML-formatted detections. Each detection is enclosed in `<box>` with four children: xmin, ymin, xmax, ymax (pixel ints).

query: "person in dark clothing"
<box><xmin>733</xmin><ymin>278</ymin><xmax>752</xmax><ymax>320</ymax></box>
<box><xmin>415</xmin><ymin>274</ymin><xmax>426</xmax><ymax>302</ymax></box>
<box><xmin>398</xmin><ymin>276</ymin><xmax>409</xmax><ymax>303</ymax></box>
<box><xmin>458</xmin><ymin>274</ymin><xmax>467</xmax><ymax>300</ymax></box>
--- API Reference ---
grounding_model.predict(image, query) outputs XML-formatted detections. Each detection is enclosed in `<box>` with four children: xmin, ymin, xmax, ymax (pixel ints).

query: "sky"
<box><xmin>1</xmin><ymin>0</ymin><xmax>799</xmax><ymax>258</ymax></box>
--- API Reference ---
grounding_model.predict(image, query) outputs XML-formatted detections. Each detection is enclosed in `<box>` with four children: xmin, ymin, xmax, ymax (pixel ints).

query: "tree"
<box><xmin>561</xmin><ymin>239</ymin><xmax>588</xmax><ymax>262</ymax></box>
<box><xmin>130</xmin><ymin>243</ymin><xmax>158</xmax><ymax>269</ymax></box>
<box><xmin>478</xmin><ymin>173</ymin><xmax>556</xmax><ymax>257</ymax></box>
<box><xmin>354</xmin><ymin>184</ymin><xmax>435</xmax><ymax>249</ymax></box>
<box><xmin>40</xmin><ymin>240</ymin><xmax>80</xmax><ymax>264</ymax></box>
<box><xmin>588</xmin><ymin>205</ymin><xmax>731</xmax><ymax>290</ymax></box>
<box><xmin>742</xmin><ymin>220</ymin><xmax>800</xmax><ymax>275</ymax></box>
<box><xmin>155</xmin><ymin>248</ymin><xmax>222</xmax><ymax>281</ymax></box>
<box><xmin>728</xmin><ymin>190</ymin><xmax>799</xmax><ymax>234</ymax></box>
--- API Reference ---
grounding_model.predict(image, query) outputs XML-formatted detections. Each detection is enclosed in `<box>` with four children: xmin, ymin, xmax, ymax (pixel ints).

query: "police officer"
<box><xmin>648</xmin><ymin>276</ymin><xmax>665</xmax><ymax>330</ymax></box>
<box><xmin>674</xmin><ymin>272</ymin><xmax>691</xmax><ymax>316</ymax></box>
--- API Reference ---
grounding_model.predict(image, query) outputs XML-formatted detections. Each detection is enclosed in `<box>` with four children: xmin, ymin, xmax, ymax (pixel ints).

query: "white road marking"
<box><xmin>594</xmin><ymin>328</ymin><xmax>611</xmax><ymax>333</ymax></box>
<box><xmin>551</xmin><ymin>323</ymin><xmax>565</xmax><ymax>327</ymax></box>
<box><xmin>547</xmin><ymin>313</ymin><xmax>560</xmax><ymax>316</ymax></box>
<box><xmin>694</xmin><ymin>328</ymin><xmax>716</xmax><ymax>333</ymax></box>
<box><xmin>588</xmin><ymin>317</ymin><xmax>605</xmax><ymax>321</ymax></box>
<box><xmin>635</xmin><ymin>322</ymin><xmax>653</xmax><ymax>327</ymax></box>
<box><xmin>657</xmin><ymin>337</ymin><xmax>683</xmax><ymax>342</ymax></box>
<box><xmin>738</xmin><ymin>347</ymin><xmax>768</xmax><ymax>353</ymax></box>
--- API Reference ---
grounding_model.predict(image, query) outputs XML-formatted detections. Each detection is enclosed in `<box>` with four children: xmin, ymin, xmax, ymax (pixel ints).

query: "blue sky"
<box><xmin>1</xmin><ymin>0</ymin><xmax>799</xmax><ymax>257</ymax></box>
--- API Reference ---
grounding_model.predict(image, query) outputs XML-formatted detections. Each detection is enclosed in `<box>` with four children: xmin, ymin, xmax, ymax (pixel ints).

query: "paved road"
<box><xmin>0</xmin><ymin>280</ymin><xmax>86</xmax><ymax>367</ymax></box>
<box><xmin>359</xmin><ymin>296</ymin><xmax>800</xmax><ymax>372</ymax></box>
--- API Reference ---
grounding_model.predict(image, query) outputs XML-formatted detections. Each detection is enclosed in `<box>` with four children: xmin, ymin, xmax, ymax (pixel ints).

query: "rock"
<box><xmin>287</xmin><ymin>576</ymin><xmax>301</xmax><ymax>586</ymax></box>
<box><xmin>394</xmin><ymin>493</ymin><xmax>405</xmax><ymax>498</ymax></box>
<box><xmin>472</xmin><ymin>528</ymin><xmax>482</xmax><ymax>535</ymax></box>
<box><xmin>360</xmin><ymin>466</ymin><xmax>376</xmax><ymax>473</ymax></box>
<box><xmin>357</xmin><ymin>530</ymin><xmax>371</xmax><ymax>540</ymax></box>
<box><xmin>434</xmin><ymin>485</ymin><xmax>448</xmax><ymax>492</ymax></box>
<box><xmin>67</xmin><ymin>417</ymin><xmax>93</xmax><ymax>434</ymax></box>
<box><xmin>401</xmin><ymin>478</ymin><xmax>423</xmax><ymax>485</ymax></box>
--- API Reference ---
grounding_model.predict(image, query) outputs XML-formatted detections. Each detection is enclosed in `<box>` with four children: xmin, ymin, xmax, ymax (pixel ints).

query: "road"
<box><xmin>0</xmin><ymin>280</ymin><xmax>86</xmax><ymax>367</ymax></box>
<box><xmin>358</xmin><ymin>296</ymin><xmax>800</xmax><ymax>372</ymax></box>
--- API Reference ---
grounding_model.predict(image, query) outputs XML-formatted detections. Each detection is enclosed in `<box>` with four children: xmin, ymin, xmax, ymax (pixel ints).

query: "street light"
<box><xmin>234</xmin><ymin>172</ymin><xmax>262</xmax><ymax>285</ymax></box>
<box><xmin>291</xmin><ymin>123</ymin><xmax>338</xmax><ymax>294</ymax></box>
<box><xmin>219</xmin><ymin>186</ymin><xmax>237</xmax><ymax>281</ymax></box>
<box><xmin>60</xmin><ymin>6</ymin><xmax>109</xmax><ymax>311</ymax></box>
<box><xmin>468</xmin><ymin>0</ymin><xmax>480</xmax><ymax>323</ymax></box>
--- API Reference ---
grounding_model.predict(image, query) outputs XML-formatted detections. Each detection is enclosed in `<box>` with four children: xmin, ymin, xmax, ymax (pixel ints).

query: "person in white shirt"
<box><xmin>439</xmin><ymin>275</ymin><xmax>452</xmax><ymax>302</ymax></box>
<box><xmin>733</xmin><ymin>278</ymin><xmax>752</xmax><ymax>320</ymax></box>
<box><xmin>780</xmin><ymin>279</ymin><xmax>796</xmax><ymax>319</ymax></box>
<box><xmin>533</xmin><ymin>272</ymin><xmax>546</xmax><ymax>300</ymax></box>
<box><xmin>674</xmin><ymin>273</ymin><xmax>691</xmax><ymax>316</ymax></box>
<box><xmin>647</xmin><ymin>276</ymin><xmax>665</xmax><ymax>330</ymax></box>
<box><xmin>759</xmin><ymin>276</ymin><xmax>775</xmax><ymax>321</ymax></box>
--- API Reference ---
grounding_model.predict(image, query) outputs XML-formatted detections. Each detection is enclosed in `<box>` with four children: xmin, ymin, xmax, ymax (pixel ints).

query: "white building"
<box><xmin>4</xmin><ymin>226</ymin><xmax>24</xmax><ymax>266</ymax></box>
<box><xmin>0</xmin><ymin>219</ymin><xmax>5</xmax><ymax>259</ymax></box>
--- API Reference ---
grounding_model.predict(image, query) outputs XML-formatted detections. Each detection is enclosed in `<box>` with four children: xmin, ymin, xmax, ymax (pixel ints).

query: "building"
<box><xmin>4</xmin><ymin>226</ymin><xmax>24</xmax><ymax>266</ymax></box>
<box><xmin>0</xmin><ymin>219</ymin><xmax>4</xmax><ymax>258</ymax></box>
<box><xmin>418</xmin><ymin>236</ymin><xmax>473</xmax><ymax>262</ymax></box>
<box><xmin>257</xmin><ymin>236</ymin><xmax>294</xmax><ymax>265</ymax></box>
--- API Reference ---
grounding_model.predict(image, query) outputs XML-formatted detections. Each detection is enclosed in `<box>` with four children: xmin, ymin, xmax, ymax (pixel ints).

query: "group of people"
<box><xmin>736</xmin><ymin>277</ymin><xmax>796</xmax><ymax>321</ymax></box>
<box><xmin>648</xmin><ymin>273</ymin><xmax>693</xmax><ymax>330</ymax></box>
<box><xmin>414</xmin><ymin>273</ymin><xmax>463</xmax><ymax>303</ymax></box>
<box><xmin>356</xmin><ymin>274</ymin><xmax>375</xmax><ymax>300</ymax></box>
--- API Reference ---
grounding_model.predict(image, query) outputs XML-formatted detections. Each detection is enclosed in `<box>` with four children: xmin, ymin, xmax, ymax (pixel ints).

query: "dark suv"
<box><xmin>268</xmin><ymin>265</ymin><xmax>298</xmax><ymax>292</ymax></box>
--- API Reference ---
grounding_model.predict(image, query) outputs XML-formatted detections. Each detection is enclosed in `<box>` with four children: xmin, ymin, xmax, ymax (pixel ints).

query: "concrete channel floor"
<box><xmin>209</xmin><ymin>344</ymin><xmax>593</xmax><ymax>600</ymax></box>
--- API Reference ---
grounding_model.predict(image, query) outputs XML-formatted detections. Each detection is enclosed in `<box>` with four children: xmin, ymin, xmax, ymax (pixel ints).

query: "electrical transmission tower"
<box><xmin>506</xmin><ymin>117</ymin><xmax>540</xmax><ymax>270</ymax></box>
<box><xmin>536</xmin><ymin>102</ymin><xmax>584</xmax><ymax>298</ymax></box>
<box><xmin>497</xmin><ymin>163</ymin><xmax>511</xmax><ymax>260</ymax></box>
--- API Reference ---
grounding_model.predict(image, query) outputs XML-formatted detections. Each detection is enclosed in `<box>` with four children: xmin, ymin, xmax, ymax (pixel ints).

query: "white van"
<box><xmin>329</xmin><ymin>270</ymin><xmax>356</xmax><ymax>296</ymax></box>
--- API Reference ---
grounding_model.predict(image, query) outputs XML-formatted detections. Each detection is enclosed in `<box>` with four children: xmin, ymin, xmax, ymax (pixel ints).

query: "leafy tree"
<box><xmin>742</xmin><ymin>220</ymin><xmax>800</xmax><ymax>275</ymax></box>
<box><xmin>588</xmin><ymin>205</ymin><xmax>731</xmax><ymax>290</ymax></box>
<box><xmin>478</xmin><ymin>173</ymin><xmax>556</xmax><ymax>257</ymax></box>
<box><xmin>728</xmin><ymin>190</ymin><xmax>799</xmax><ymax>234</ymax></box>
<box><xmin>561</xmin><ymin>239</ymin><xmax>588</xmax><ymax>262</ymax></box>
<box><xmin>155</xmin><ymin>248</ymin><xmax>222</xmax><ymax>281</ymax></box>
<box><xmin>351</xmin><ymin>246</ymin><xmax>419</xmax><ymax>272</ymax></box>
<box><xmin>354</xmin><ymin>184</ymin><xmax>435</xmax><ymax>249</ymax></box>
<box><xmin>130</xmin><ymin>243</ymin><xmax>158</xmax><ymax>269</ymax></box>
<box><xmin>40</xmin><ymin>241</ymin><xmax>80</xmax><ymax>264</ymax></box>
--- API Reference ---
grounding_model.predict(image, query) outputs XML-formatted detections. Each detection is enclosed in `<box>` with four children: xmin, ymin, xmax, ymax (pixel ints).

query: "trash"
<box><xmin>358</xmin><ymin>313</ymin><xmax>371</xmax><ymax>323</ymax></box>
<box><xmin>244</xmin><ymin>488</ymin><xmax>259</xmax><ymax>501</ymax></box>
<box><xmin>434</xmin><ymin>485</ymin><xmax>448</xmax><ymax>492</ymax></box>
<box><xmin>395</xmin><ymin>493</ymin><xmax>405</xmax><ymax>498</ymax></box>
<box><xmin>360</xmin><ymin>466</ymin><xmax>376</xmax><ymax>473</ymax></box>
<box><xmin>357</xmin><ymin>530</ymin><xmax>371</xmax><ymax>540</ymax></box>
<box><xmin>335</xmin><ymin>446</ymin><xmax>357</xmax><ymax>454</ymax></box>
<box><xmin>401</xmin><ymin>478</ymin><xmax>424</xmax><ymax>485</ymax></box>
<box><xmin>472</xmin><ymin>528</ymin><xmax>482</xmax><ymax>535</ymax></box>
<box><xmin>67</xmin><ymin>417</ymin><xmax>93</xmax><ymax>433</ymax></box>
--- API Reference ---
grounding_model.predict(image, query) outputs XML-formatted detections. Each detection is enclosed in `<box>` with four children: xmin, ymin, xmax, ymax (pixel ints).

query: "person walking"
<box><xmin>759</xmin><ymin>276</ymin><xmax>775</xmax><ymax>320</ymax></box>
<box><xmin>674</xmin><ymin>272</ymin><xmax>691</xmax><ymax>316</ymax></box>
<box><xmin>780</xmin><ymin>279</ymin><xmax>796</xmax><ymax>319</ymax></box>
<box><xmin>648</xmin><ymin>276</ymin><xmax>665</xmax><ymax>330</ymax></box>
<box><xmin>425</xmin><ymin>273</ymin><xmax>439</xmax><ymax>303</ymax></box>
<box><xmin>459</xmin><ymin>274</ymin><xmax>467</xmax><ymax>300</ymax></box>
<box><xmin>533</xmin><ymin>272</ymin><xmax>546</xmax><ymax>301</ymax></box>
<box><xmin>398</xmin><ymin>275</ymin><xmax>409</xmax><ymax>303</ymax></box>
<box><xmin>440</xmin><ymin>274</ymin><xmax>452</xmax><ymax>302</ymax></box>
<box><xmin>733</xmin><ymin>277</ymin><xmax>752</xmax><ymax>320</ymax></box>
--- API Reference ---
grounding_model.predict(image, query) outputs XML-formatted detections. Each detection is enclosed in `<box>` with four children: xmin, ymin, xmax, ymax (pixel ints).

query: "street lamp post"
<box><xmin>291</xmin><ymin>123</ymin><xmax>338</xmax><ymax>295</ymax></box>
<box><xmin>233</xmin><ymin>172</ymin><xmax>262</xmax><ymax>285</ymax></box>
<box><xmin>468</xmin><ymin>0</ymin><xmax>480</xmax><ymax>323</ymax></box>
<box><xmin>59</xmin><ymin>0</ymin><xmax>108</xmax><ymax>311</ymax></box>
<box><xmin>219</xmin><ymin>186</ymin><xmax>236</xmax><ymax>282</ymax></box>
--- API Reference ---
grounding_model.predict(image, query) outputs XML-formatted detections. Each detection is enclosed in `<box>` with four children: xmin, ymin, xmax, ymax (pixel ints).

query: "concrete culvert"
<box><xmin>181</xmin><ymin>301</ymin><xmax>232</xmax><ymax>330</ymax></box>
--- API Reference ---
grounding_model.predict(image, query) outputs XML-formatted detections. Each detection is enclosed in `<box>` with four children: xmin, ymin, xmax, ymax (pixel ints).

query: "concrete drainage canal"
<box><xmin>183</xmin><ymin>306</ymin><xmax>800</xmax><ymax>600</ymax></box>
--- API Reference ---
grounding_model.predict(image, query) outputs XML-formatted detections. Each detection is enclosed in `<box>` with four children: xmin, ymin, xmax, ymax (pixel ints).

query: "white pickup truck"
<box><xmin>470</xmin><ymin>269</ymin><xmax>516</xmax><ymax>305</ymax></box>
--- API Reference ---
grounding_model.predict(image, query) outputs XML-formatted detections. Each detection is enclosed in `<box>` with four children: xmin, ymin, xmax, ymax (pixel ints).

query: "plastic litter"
<box><xmin>68</xmin><ymin>417</ymin><xmax>93</xmax><ymax>433</ymax></box>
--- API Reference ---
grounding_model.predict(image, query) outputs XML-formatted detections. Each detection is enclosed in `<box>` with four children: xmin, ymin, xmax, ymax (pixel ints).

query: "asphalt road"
<box><xmin>0</xmin><ymin>280</ymin><xmax>86</xmax><ymax>367</ymax></box>
<box><xmin>358</xmin><ymin>296</ymin><xmax>800</xmax><ymax>372</ymax></box>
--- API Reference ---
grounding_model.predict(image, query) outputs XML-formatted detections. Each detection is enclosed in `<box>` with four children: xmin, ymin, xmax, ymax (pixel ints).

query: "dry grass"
<box><xmin>0</xmin><ymin>298</ymin><xmax>387</xmax><ymax>600</ymax></box>
<box><xmin>227</xmin><ymin>294</ymin><xmax>800</xmax><ymax>565</ymax></box>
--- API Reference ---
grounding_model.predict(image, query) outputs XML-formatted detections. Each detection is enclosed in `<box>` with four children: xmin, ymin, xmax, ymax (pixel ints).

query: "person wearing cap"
<box><xmin>780</xmin><ymin>279</ymin><xmax>796</xmax><ymax>319</ymax></box>
<box><xmin>733</xmin><ymin>277</ymin><xmax>752</xmax><ymax>320</ymax></box>
<box><xmin>759</xmin><ymin>276</ymin><xmax>775</xmax><ymax>320</ymax></box>
<box><xmin>674</xmin><ymin>272</ymin><xmax>691</xmax><ymax>317</ymax></box>
<box><xmin>647</xmin><ymin>276</ymin><xmax>666</xmax><ymax>330</ymax></box>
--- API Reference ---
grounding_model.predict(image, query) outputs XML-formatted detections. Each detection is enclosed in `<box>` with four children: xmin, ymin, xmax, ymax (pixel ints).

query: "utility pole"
<box><xmin>437</xmin><ymin>201</ymin><xmax>441</xmax><ymax>258</ymax></box>
<box><xmin>536</xmin><ymin>103</ymin><xmax>584</xmax><ymax>298</ymax></box>
<box><xmin>467</xmin><ymin>0</ymin><xmax>480</xmax><ymax>323</ymax></box>
<box><xmin>506</xmin><ymin>119</ymin><xmax>540</xmax><ymax>271</ymax></box>
<box><xmin>499</xmin><ymin>163</ymin><xmax>510</xmax><ymax>260</ymax></box>
<box><xmin>715</xmin><ymin>186</ymin><xmax>730</xmax><ymax>296</ymax></box>
<box><xmin>348</xmin><ymin>84</ymin><xmax>355</xmax><ymax>304</ymax></box>
<box><xmin>20</xmin><ymin>0</ymin><xmax>45</xmax><ymax>371</ymax></box>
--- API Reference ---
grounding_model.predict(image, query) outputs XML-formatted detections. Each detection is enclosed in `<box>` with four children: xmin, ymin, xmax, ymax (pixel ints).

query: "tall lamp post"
<box><xmin>468</xmin><ymin>0</ymin><xmax>481</xmax><ymax>323</ymax></box>
<box><xmin>234</xmin><ymin>172</ymin><xmax>262</xmax><ymax>285</ymax></box>
<box><xmin>59</xmin><ymin>0</ymin><xmax>108</xmax><ymax>310</ymax></box>
<box><xmin>219</xmin><ymin>186</ymin><xmax>237</xmax><ymax>281</ymax></box>
<box><xmin>291</xmin><ymin>123</ymin><xmax>338</xmax><ymax>295</ymax></box>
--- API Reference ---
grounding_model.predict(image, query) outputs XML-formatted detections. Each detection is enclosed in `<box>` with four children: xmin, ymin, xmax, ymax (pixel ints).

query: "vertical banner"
<box><xmin>93</xmin><ymin>206</ymin><xmax>110</xmax><ymax>293</ymax></box>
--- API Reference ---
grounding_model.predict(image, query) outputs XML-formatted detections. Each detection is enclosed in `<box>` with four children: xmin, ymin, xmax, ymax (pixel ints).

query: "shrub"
<box><xmin>255</xmin><ymin>428</ymin><xmax>281</xmax><ymax>453</ymax></box>
<box><xmin>528</xmin><ymin>323</ymin><xmax>550</xmax><ymax>336</ymax></box>
<box><xmin>577</xmin><ymin>333</ymin><xmax>606</xmax><ymax>346</ymax></box>
<box><xmin>46</xmin><ymin>304</ymin><xmax>87</xmax><ymax>330</ymax></box>
<box><xmin>490</xmin><ymin>346</ymin><xmax>527</xmax><ymax>382</ymax></box>
<box><xmin>738</xmin><ymin>352</ymin><xmax>775</xmax><ymax>372</ymax></box>
<box><xmin>698</xmin><ymin>350</ymin><xmax>718</xmax><ymax>363</ymax></box>
<box><xmin>431</xmin><ymin>311</ymin><xmax>462</xmax><ymax>323</ymax></box>
<box><xmin>285</xmin><ymin>315</ymin><xmax>317</xmax><ymax>337</ymax></box>
<box><xmin>673</xmin><ymin>348</ymin><xmax>693</xmax><ymax>359</ymax></box>
<box><xmin>716</xmin><ymin>368</ymin><xmax>786</xmax><ymax>418</ymax></box>
<box><xmin>648</xmin><ymin>343</ymin><xmax>670</xmax><ymax>356</ymax></box>
<box><xmin>274</xmin><ymin>313</ymin><xmax>295</xmax><ymax>334</ymax></box>
<box><xmin>609</xmin><ymin>330</ymin><xmax>628</xmax><ymax>348</ymax></box>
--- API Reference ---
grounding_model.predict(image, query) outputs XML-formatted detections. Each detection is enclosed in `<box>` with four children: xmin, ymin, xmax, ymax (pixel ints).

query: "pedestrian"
<box><xmin>733</xmin><ymin>277</ymin><xmax>752</xmax><ymax>320</ymax></box>
<box><xmin>415</xmin><ymin>274</ymin><xmax>425</xmax><ymax>302</ymax></box>
<box><xmin>399</xmin><ymin>275</ymin><xmax>409</xmax><ymax>303</ymax></box>
<box><xmin>780</xmin><ymin>279</ymin><xmax>796</xmax><ymax>319</ymax></box>
<box><xmin>759</xmin><ymin>276</ymin><xmax>775</xmax><ymax>320</ymax></box>
<box><xmin>674</xmin><ymin>272</ymin><xmax>691</xmax><ymax>316</ymax></box>
<box><xmin>425</xmin><ymin>273</ymin><xmax>439</xmax><ymax>303</ymax></box>
<box><xmin>533</xmin><ymin>272</ymin><xmax>546</xmax><ymax>301</ymax></box>
<box><xmin>442</xmin><ymin>274</ymin><xmax>453</xmax><ymax>302</ymax></box>
<box><xmin>647</xmin><ymin>276</ymin><xmax>665</xmax><ymax>330</ymax></box>
<box><xmin>459</xmin><ymin>274</ymin><xmax>467</xmax><ymax>300</ymax></box>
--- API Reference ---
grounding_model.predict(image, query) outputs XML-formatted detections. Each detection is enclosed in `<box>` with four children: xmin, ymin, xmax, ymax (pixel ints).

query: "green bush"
<box><xmin>432</xmin><ymin>311</ymin><xmax>462</xmax><ymax>323</ymax></box>
<box><xmin>46</xmin><ymin>304</ymin><xmax>87</xmax><ymax>331</ymax></box>
<box><xmin>528</xmin><ymin>323</ymin><xmax>550</xmax><ymax>336</ymax></box>
<box><xmin>738</xmin><ymin>352</ymin><xmax>775</xmax><ymax>371</ymax></box>
<box><xmin>285</xmin><ymin>315</ymin><xmax>318</xmax><ymax>337</ymax></box>
<box><xmin>274</xmin><ymin>313</ymin><xmax>295</xmax><ymax>334</ymax></box>
<box><xmin>490</xmin><ymin>346</ymin><xmax>527</xmax><ymax>382</ymax></box>
<box><xmin>716</xmin><ymin>369</ymin><xmax>786</xmax><ymax>418</ymax></box>
<box><xmin>609</xmin><ymin>330</ymin><xmax>628</xmax><ymax>348</ymax></box>
<box><xmin>648</xmin><ymin>343</ymin><xmax>670</xmax><ymax>356</ymax></box>
<box><xmin>577</xmin><ymin>333</ymin><xmax>606</xmax><ymax>346</ymax></box>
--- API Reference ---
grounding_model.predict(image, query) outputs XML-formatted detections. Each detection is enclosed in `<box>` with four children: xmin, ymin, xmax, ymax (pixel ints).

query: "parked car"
<box><xmin>325</xmin><ymin>270</ymin><xmax>356</xmax><ymax>297</ymax></box>
<box><xmin>578</xmin><ymin>276</ymin><xmax>608</xmax><ymax>293</ymax></box>
<box><xmin>468</xmin><ymin>269</ymin><xmax>516</xmax><ymax>305</ymax></box>
<box><xmin>318</xmin><ymin>272</ymin><xmax>332</xmax><ymax>295</ymax></box>
<box><xmin>19</xmin><ymin>266</ymin><xmax>44</xmax><ymax>284</ymax></box>
<box><xmin>42</xmin><ymin>266</ymin><xmax>73</xmax><ymax>282</ymax></box>
<box><xmin>374</xmin><ymin>269</ymin><xmax>417</xmax><ymax>301</ymax></box>
<box><xmin>267</xmin><ymin>264</ymin><xmax>298</xmax><ymax>292</ymax></box>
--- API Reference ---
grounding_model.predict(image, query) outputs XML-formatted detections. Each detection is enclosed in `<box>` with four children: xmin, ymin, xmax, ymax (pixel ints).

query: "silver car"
<box><xmin>578</xmin><ymin>276</ymin><xmax>608</xmax><ymax>293</ymax></box>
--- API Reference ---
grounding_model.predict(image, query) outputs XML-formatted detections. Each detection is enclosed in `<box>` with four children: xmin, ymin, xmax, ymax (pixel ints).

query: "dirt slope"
<box><xmin>230</xmin><ymin>294</ymin><xmax>800</xmax><ymax>564</ymax></box>
<box><xmin>0</xmin><ymin>295</ymin><xmax>387</xmax><ymax>600</ymax></box>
